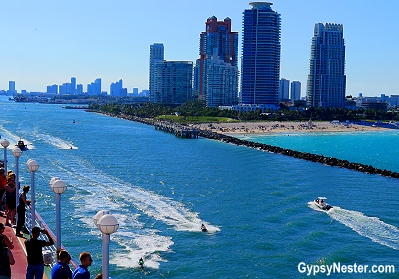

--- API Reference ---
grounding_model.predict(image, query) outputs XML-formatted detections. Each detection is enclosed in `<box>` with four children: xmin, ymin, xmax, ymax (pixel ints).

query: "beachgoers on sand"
<box><xmin>197</xmin><ymin>120</ymin><xmax>392</xmax><ymax>135</ymax></box>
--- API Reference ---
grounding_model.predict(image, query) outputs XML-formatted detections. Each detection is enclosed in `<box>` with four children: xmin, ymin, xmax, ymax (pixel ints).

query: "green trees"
<box><xmin>89</xmin><ymin>101</ymin><xmax>399</xmax><ymax>123</ymax></box>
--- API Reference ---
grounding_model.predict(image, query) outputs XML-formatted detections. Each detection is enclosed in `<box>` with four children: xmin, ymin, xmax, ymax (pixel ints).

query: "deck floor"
<box><xmin>0</xmin><ymin>212</ymin><xmax>45</xmax><ymax>279</ymax></box>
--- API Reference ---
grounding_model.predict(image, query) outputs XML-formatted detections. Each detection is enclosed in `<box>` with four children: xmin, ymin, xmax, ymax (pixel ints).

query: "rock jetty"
<box><xmin>94</xmin><ymin>112</ymin><xmax>399</xmax><ymax>179</ymax></box>
<box><xmin>198</xmin><ymin>130</ymin><xmax>399</xmax><ymax>179</ymax></box>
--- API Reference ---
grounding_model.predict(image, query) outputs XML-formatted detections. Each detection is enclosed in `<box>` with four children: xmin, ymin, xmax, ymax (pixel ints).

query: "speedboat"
<box><xmin>314</xmin><ymin>197</ymin><xmax>333</xmax><ymax>211</ymax></box>
<box><xmin>16</xmin><ymin>140</ymin><xmax>27</xmax><ymax>151</ymax></box>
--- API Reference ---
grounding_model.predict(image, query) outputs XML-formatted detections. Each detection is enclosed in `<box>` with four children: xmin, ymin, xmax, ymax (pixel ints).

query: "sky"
<box><xmin>0</xmin><ymin>0</ymin><xmax>398</xmax><ymax>97</ymax></box>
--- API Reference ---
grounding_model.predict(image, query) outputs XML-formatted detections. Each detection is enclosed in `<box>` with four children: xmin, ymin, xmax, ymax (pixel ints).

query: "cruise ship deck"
<box><xmin>1</xmin><ymin>213</ymin><xmax>30</xmax><ymax>279</ymax></box>
<box><xmin>0</xmin><ymin>212</ymin><xmax>68</xmax><ymax>279</ymax></box>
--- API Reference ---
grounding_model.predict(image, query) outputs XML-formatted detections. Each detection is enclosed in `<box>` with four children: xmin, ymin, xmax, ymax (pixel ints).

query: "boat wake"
<box><xmin>36</xmin><ymin>133</ymin><xmax>77</xmax><ymax>149</ymax></box>
<box><xmin>110</xmin><ymin>232</ymin><xmax>172</xmax><ymax>269</ymax></box>
<box><xmin>0</xmin><ymin>126</ymin><xmax>35</xmax><ymax>149</ymax></box>
<box><xmin>125</xmin><ymin>187</ymin><xmax>220</xmax><ymax>233</ymax></box>
<box><xmin>309</xmin><ymin>202</ymin><xmax>399</xmax><ymax>250</ymax></box>
<box><xmin>40</xmin><ymin>154</ymin><xmax>219</xmax><ymax>269</ymax></box>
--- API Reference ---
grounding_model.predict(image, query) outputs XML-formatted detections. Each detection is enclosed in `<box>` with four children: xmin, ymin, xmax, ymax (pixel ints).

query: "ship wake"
<box><xmin>310</xmin><ymin>202</ymin><xmax>399</xmax><ymax>250</ymax></box>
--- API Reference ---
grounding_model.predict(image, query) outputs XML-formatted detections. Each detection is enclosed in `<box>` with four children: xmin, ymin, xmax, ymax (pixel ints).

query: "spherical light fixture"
<box><xmin>93</xmin><ymin>210</ymin><xmax>110</xmax><ymax>226</ymax></box>
<box><xmin>51</xmin><ymin>179</ymin><xmax>67</xmax><ymax>195</ymax></box>
<box><xmin>97</xmin><ymin>214</ymin><xmax>119</xmax><ymax>235</ymax></box>
<box><xmin>12</xmin><ymin>147</ymin><xmax>22</xmax><ymax>158</ymax></box>
<box><xmin>0</xmin><ymin>139</ymin><xmax>10</xmax><ymax>148</ymax></box>
<box><xmin>26</xmin><ymin>159</ymin><xmax>39</xmax><ymax>172</ymax></box>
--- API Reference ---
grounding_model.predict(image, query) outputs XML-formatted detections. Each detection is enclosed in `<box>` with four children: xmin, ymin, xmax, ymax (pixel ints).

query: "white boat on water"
<box><xmin>314</xmin><ymin>197</ymin><xmax>333</xmax><ymax>211</ymax></box>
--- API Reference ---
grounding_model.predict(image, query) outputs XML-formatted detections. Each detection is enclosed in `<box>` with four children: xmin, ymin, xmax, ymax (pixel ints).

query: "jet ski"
<box><xmin>138</xmin><ymin>257</ymin><xmax>144</xmax><ymax>267</ymax></box>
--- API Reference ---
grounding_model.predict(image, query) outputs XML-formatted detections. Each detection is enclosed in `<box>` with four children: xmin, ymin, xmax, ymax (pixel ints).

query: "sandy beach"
<box><xmin>197</xmin><ymin>120</ymin><xmax>392</xmax><ymax>134</ymax></box>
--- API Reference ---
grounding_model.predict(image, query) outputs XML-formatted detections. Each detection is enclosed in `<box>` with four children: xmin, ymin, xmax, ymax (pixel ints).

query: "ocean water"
<box><xmin>1</xmin><ymin>97</ymin><xmax>398</xmax><ymax>278</ymax></box>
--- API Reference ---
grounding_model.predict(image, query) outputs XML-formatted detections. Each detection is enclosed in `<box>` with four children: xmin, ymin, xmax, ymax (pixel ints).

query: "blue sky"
<box><xmin>0</xmin><ymin>0</ymin><xmax>398</xmax><ymax>97</ymax></box>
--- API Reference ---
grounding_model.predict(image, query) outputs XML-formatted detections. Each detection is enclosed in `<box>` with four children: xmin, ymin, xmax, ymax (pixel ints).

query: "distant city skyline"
<box><xmin>0</xmin><ymin>0</ymin><xmax>398</xmax><ymax>97</ymax></box>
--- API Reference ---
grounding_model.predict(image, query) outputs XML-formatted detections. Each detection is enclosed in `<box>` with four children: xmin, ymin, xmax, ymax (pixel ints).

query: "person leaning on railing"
<box><xmin>16</xmin><ymin>185</ymin><xmax>31</xmax><ymax>237</ymax></box>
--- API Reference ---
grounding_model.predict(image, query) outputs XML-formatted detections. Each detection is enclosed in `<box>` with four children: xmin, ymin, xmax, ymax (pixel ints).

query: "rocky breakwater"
<box><xmin>92</xmin><ymin>111</ymin><xmax>399</xmax><ymax>179</ymax></box>
<box><xmin>198</xmin><ymin>130</ymin><xmax>399</xmax><ymax>179</ymax></box>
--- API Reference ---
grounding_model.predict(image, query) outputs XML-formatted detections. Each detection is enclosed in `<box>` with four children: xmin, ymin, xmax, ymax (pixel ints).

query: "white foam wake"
<box><xmin>46</xmin><ymin>154</ymin><xmax>220</xmax><ymax>234</ymax></box>
<box><xmin>39</xmin><ymin>154</ymin><xmax>219</xmax><ymax>269</ymax></box>
<box><xmin>0</xmin><ymin>126</ymin><xmax>35</xmax><ymax>149</ymax></box>
<box><xmin>328</xmin><ymin>207</ymin><xmax>399</xmax><ymax>250</ymax></box>
<box><xmin>309</xmin><ymin>202</ymin><xmax>399</xmax><ymax>250</ymax></box>
<box><xmin>124</xmin><ymin>187</ymin><xmax>220</xmax><ymax>233</ymax></box>
<box><xmin>36</xmin><ymin>133</ymin><xmax>77</xmax><ymax>149</ymax></box>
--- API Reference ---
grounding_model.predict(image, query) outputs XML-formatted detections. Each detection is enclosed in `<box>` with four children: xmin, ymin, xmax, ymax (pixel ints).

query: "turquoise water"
<box><xmin>234</xmin><ymin>130</ymin><xmax>399</xmax><ymax>173</ymax></box>
<box><xmin>1</xmin><ymin>97</ymin><xmax>398</xmax><ymax>278</ymax></box>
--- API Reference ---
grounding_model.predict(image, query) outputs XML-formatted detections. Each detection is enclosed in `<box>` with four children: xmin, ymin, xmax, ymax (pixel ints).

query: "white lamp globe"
<box><xmin>0</xmin><ymin>139</ymin><xmax>10</xmax><ymax>148</ymax></box>
<box><xmin>26</xmin><ymin>159</ymin><xmax>39</xmax><ymax>172</ymax></box>
<box><xmin>12</xmin><ymin>147</ymin><xmax>22</xmax><ymax>157</ymax></box>
<box><xmin>51</xmin><ymin>179</ymin><xmax>67</xmax><ymax>195</ymax></box>
<box><xmin>49</xmin><ymin>177</ymin><xmax>61</xmax><ymax>187</ymax></box>
<box><xmin>93</xmin><ymin>210</ymin><xmax>110</xmax><ymax>226</ymax></box>
<box><xmin>97</xmin><ymin>214</ymin><xmax>119</xmax><ymax>235</ymax></box>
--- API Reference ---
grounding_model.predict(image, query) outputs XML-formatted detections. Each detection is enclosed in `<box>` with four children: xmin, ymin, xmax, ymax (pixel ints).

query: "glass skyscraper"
<box><xmin>307</xmin><ymin>23</ymin><xmax>346</xmax><ymax>108</ymax></box>
<box><xmin>241</xmin><ymin>2</ymin><xmax>281</xmax><ymax>106</ymax></box>
<box><xmin>154</xmin><ymin>61</ymin><xmax>193</xmax><ymax>105</ymax></box>
<box><xmin>149</xmin><ymin>43</ymin><xmax>164</xmax><ymax>102</ymax></box>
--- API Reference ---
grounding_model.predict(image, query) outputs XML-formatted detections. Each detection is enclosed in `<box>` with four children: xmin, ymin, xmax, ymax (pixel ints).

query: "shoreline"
<box><xmin>196</xmin><ymin>121</ymin><xmax>395</xmax><ymax>134</ymax></box>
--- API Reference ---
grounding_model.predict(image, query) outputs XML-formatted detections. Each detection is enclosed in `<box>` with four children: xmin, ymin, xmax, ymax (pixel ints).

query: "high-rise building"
<box><xmin>241</xmin><ymin>2</ymin><xmax>281</xmax><ymax>107</ymax></box>
<box><xmin>307</xmin><ymin>23</ymin><xmax>346</xmax><ymax>108</ymax></box>
<box><xmin>149</xmin><ymin>43</ymin><xmax>164</xmax><ymax>102</ymax></box>
<box><xmin>94</xmin><ymin>78</ymin><xmax>101</xmax><ymax>95</ymax></box>
<box><xmin>154</xmin><ymin>61</ymin><xmax>193</xmax><ymax>105</ymax></box>
<box><xmin>194</xmin><ymin>16</ymin><xmax>238</xmax><ymax>101</ymax></box>
<box><xmin>87</xmin><ymin>78</ymin><xmax>101</xmax><ymax>95</ymax></box>
<box><xmin>71</xmin><ymin>77</ymin><xmax>76</xmax><ymax>94</ymax></box>
<box><xmin>110</xmin><ymin>79</ymin><xmax>123</xmax><ymax>96</ymax></box>
<box><xmin>47</xmin><ymin>84</ymin><xmax>58</xmax><ymax>94</ymax></box>
<box><xmin>8</xmin><ymin>81</ymin><xmax>16</xmax><ymax>94</ymax></box>
<box><xmin>76</xmin><ymin>84</ymin><xmax>83</xmax><ymax>94</ymax></box>
<box><xmin>204</xmin><ymin>51</ymin><xmax>238</xmax><ymax>107</ymax></box>
<box><xmin>290</xmin><ymin>81</ymin><xmax>301</xmax><ymax>101</ymax></box>
<box><xmin>279</xmin><ymin>78</ymin><xmax>290</xmax><ymax>101</ymax></box>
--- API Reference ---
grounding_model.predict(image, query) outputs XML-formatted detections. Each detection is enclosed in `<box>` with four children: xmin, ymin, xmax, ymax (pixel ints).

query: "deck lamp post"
<box><xmin>93</xmin><ymin>210</ymin><xmax>119</xmax><ymax>279</ymax></box>
<box><xmin>26</xmin><ymin>159</ymin><xmax>39</xmax><ymax>229</ymax></box>
<box><xmin>50</xmin><ymin>178</ymin><xmax>66</xmax><ymax>250</ymax></box>
<box><xmin>1</xmin><ymin>139</ymin><xmax>10</xmax><ymax>173</ymax></box>
<box><xmin>12</xmin><ymin>147</ymin><xmax>22</xmax><ymax>226</ymax></box>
